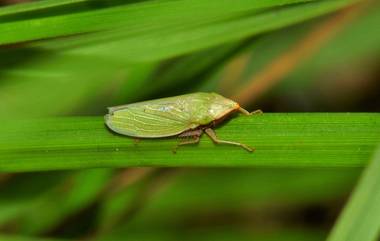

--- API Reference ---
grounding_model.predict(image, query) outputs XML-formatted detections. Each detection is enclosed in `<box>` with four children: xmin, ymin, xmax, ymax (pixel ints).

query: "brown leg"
<box><xmin>178</xmin><ymin>129</ymin><xmax>203</xmax><ymax>138</ymax></box>
<box><xmin>173</xmin><ymin>130</ymin><xmax>202</xmax><ymax>153</ymax></box>
<box><xmin>204</xmin><ymin>128</ymin><xmax>254</xmax><ymax>152</ymax></box>
<box><xmin>238</xmin><ymin>107</ymin><xmax>263</xmax><ymax>116</ymax></box>
<box><xmin>133</xmin><ymin>138</ymin><xmax>141</xmax><ymax>146</ymax></box>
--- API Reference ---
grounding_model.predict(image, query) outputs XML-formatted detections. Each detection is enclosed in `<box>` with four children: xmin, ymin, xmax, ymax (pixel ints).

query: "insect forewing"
<box><xmin>106</xmin><ymin>97</ymin><xmax>195</xmax><ymax>138</ymax></box>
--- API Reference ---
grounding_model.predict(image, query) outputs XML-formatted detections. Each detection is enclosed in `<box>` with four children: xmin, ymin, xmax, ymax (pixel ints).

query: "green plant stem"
<box><xmin>0</xmin><ymin>113</ymin><xmax>379</xmax><ymax>172</ymax></box>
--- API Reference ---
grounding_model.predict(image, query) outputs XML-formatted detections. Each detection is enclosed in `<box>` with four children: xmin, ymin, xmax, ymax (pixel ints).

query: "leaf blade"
<box><xmin>327</xmin><ymin>146</ymin><xmax>380</xmax><ymax>241</ymax></box>
<box><xmin>0</xmin><ymin>113</ymin><xmax>379</xmax><ymax>171</ymax></box>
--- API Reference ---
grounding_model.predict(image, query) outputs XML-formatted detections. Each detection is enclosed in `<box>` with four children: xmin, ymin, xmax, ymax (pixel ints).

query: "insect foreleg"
<box><xmin>204</xmin><ymin>128</ymin><xmax>254</xmax><ymax>152</ymax></box>
<box><xmin>238</xmin><ymin>107</ymin><xmax>263</xmax><ymax>116</ymax></box>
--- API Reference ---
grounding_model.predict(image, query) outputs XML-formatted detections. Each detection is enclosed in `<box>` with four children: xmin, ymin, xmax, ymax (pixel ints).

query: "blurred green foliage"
<box><xmin>0</xmin><ymin>0</ymin><xmax>380</xmax><ymax>240</ymax></box>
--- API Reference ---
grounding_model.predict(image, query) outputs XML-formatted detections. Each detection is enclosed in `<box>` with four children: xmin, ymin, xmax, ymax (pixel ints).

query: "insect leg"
<box><xmin>238</xmin><ymin>107</ymin><xmax>263</xmax><ymax>116</ymax></box>
<box><xmin>173</xmin><ymin>130</ymin><xmax>203</xmax><ymax>153</ymax></box>
<box><xmin>133</xmin><ymin>138</ymin><xmax>141</xmax><ymax>146</ymax></box>
<box><xmin>204</xmin><ymin>128</ymin><xmax>254</xmax><ymax>152</ymax></box>
<box><xmin>178</xmin><ymin>129</ymin><xmax>203</xmax><ymax>138</ymax></box>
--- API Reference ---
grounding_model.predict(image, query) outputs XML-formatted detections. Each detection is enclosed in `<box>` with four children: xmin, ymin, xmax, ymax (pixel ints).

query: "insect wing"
<box><xmin>106</xmin><ymin>99</ymin><xmax>194</xmax><ymax>138</ymax></box>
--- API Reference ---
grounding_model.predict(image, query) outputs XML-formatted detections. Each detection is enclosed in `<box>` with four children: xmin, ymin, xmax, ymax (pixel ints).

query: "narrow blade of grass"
<box><xmin>0</xmin><ymin>0</ymin><xmax>316</xmax><ymax>45</ymax></box>
<box><xmin>327</xmin><ymin>146</ymin><xmax>380</xmax><ymax>241</ymax></box>
<box><xmin>0</xmin><ymin>113</ymin><xmax>379</xmax><ymax>172</ymax></box>
<box><xmin>45</xmin><ymin>0</ymin><xmax>358</xmax><ymax>62</ymax></box>
<box><xmin>0</xmin><ymin>235</ymin><xmax>67</xmax><ymax>241</ymax></box>
<box><xmin>0</xmin><ymin>0</ymin><xmax>88</xmax><ymax>17</ymax></box>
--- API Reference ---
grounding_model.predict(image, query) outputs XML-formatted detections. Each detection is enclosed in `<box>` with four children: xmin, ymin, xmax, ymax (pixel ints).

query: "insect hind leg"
<box><xmin>204</xmin><ymin>128</ymin><xmax>254</xmax><ymax>152</ymax></box>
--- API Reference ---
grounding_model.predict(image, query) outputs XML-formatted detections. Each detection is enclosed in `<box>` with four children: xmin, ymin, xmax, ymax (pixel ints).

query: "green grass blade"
<box><xmin>0</xmin><ymin>0</ymin><xmax>316</xmax><ymax>45</ymax></box>
<box><xmin>0</xmin><ymin>0</ymin><xmax>88</xmax><ymax>17</ymax></box>
<box><xmin>0</xmin><ymin>113</ymin><xmax>379</xmax><ymax>172</ymax></box>
<box><xmin>0</xmin><ymin>235</ymin><xmax>67</xmax><ymax>241</ymax></box>
<box><xmin>44</xmin><ymin>0</ymin><xmax>358</xmax><ymax>62</ymax></box>
<box><xmin>326</xmin><ymin>146</ymin><xmax>380</xmax><ymax>241</ymax></box>
<box><xmin>1</xmin><ymin>0</ymin><xmax>358</xmax><ymax>63</ymax></box>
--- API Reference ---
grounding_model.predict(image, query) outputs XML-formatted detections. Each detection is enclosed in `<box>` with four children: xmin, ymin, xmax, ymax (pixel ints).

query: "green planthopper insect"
<box><xmin>105</xmin><ymin>92</ymin><xmax>262</xmax><ymax>152</ymax></box>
